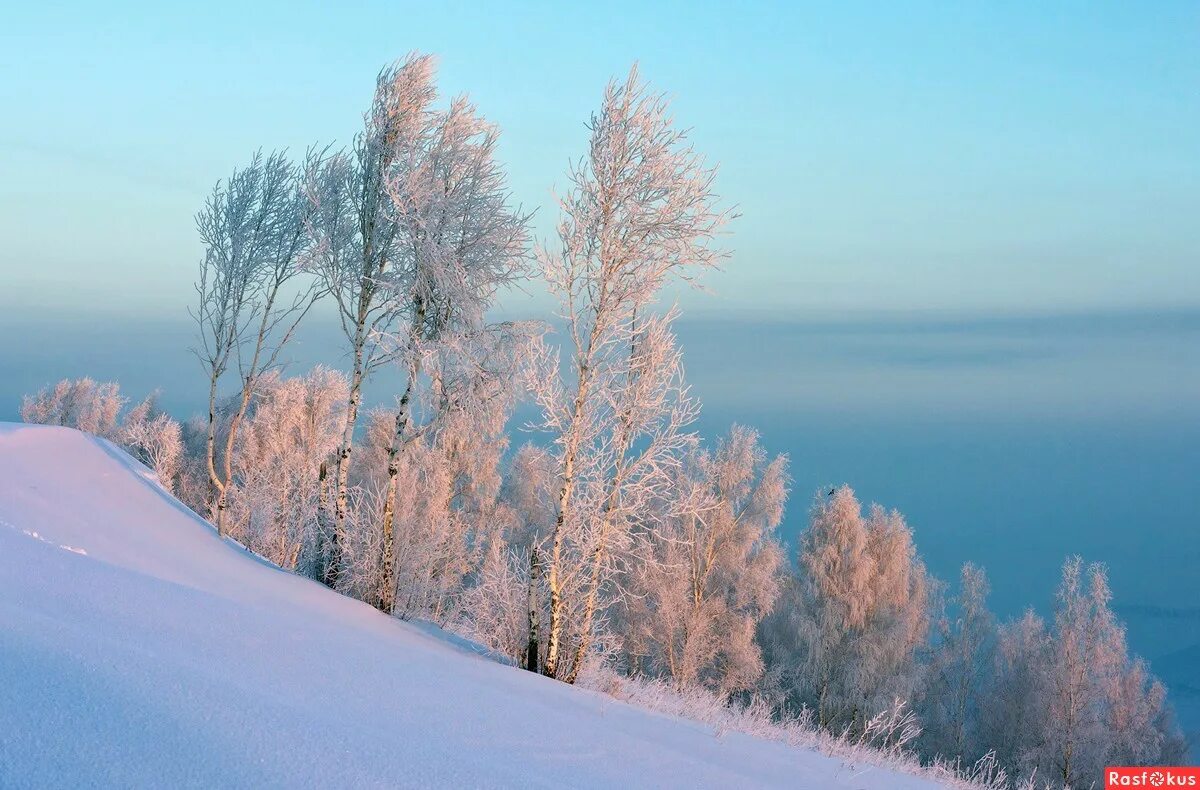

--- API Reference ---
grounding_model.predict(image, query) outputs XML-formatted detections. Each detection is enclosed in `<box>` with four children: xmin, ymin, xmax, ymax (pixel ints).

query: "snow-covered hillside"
<box><xmin>0</xmin><ymin>423</ymin><xmax>941</xmax><ymax>789</ymax></box>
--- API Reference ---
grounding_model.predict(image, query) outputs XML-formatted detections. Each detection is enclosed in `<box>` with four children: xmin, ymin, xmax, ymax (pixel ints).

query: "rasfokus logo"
<box><xmin>1106</xmin><ymin>767</ymin><xmax>1200</xmax><ymax>788</ymax></box>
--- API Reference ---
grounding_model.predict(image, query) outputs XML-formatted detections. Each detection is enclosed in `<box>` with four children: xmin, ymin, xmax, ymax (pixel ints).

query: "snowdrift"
<box><xmin>0</xmin><ymin>423</ymin><xmax>939</xmax><ymax>789</ymax></box>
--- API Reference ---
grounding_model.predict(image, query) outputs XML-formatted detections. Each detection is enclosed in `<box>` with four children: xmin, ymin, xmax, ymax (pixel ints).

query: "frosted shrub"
<box><xmin>763</xmin><ymin>486</ymin><xmax>931</xmax><ymax>733</ymax></box>
<box><xmin>21</xmin><ymin>379</ymin><xmax>182</xmax><ymax>490</ymax></box>
<box><xmin>118</xmin><ymin>395</ymin><xmax>184</xmax><ymax>492</ymax></box>
<box><xmin>574</xmin><ymin>664</ymin><xmax>1029</xmax><ymax>790</ymax></box>
<box><xmin>620</xmin><ymin>426</ymin><xmax>789</xmax><ymax>693</ymax></box>
<box><xmin>21</xmin><ymin>377</ymin><xmax>124</xmax><ymax>438</ymax></box>
<box><xmin>222</xmin><ymin>367</ymin><xmax>348</xmax><ymax>573</ymax></box>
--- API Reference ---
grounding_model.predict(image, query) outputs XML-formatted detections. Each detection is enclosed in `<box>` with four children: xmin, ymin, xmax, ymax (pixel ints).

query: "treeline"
<box><xmin>18</xmin><ymin>53</ymin><xmax>1186</xmax><ymax>788</ymax></box>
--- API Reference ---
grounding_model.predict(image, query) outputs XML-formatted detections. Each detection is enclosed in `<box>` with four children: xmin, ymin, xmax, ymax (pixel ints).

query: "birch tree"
<box><xmin>21</xmin><ymin>379</ymin><xmax>181</xmax><ymax>491</ymax></box>
<box><xmin>20</xmin><ymin>377</ymin><xmax>124</xmax><ymax>438</ymax></box>
<box><xmin>979</xmin><ymin>609</ymin><xmax>1050</xmax><ymax>780</ymax></box>
<box><xmin>375</xmin><ymin>105</ymin><xmax>532</xmax><ymax>610</ymax></box>
<box><xmin>533</xmin><ymin>65</ymin><xmax>730</xmax><ymax>683</ymax></box>
<box><xmin>340</xmin><ymin>327</ymin><xmax>531</xmax><ymax>615</ymax></box>
<box><xmin>304</xmin><ymin>53</ymin><xmax>530</xmax><ymax>587</ymax></box>
<box><xmin>118</xmin><ymin>394</ymin><xmax>184</xmax><ymax>492</ymax></box>
<box><xmin>381</xmin><ymin>340</ymin><xmax>520</xmax><ymax>618</ymax></box>
<box><xmin>223</xmin><ymin>367</ymin><xmax>348</xmax><ymax>573</ymax></box>
<box><xmin>455</xmin><ymin>443</ymin><xmax>559</xmax><ymax>669</ymax></box>
<box><xmin>858</xmin><ymin>504</ymin><xmax>932</xmax><ymax>717</ymax></box>
<box><xmin>302</xmin><ymin>55</ymin><xmax>437</xmax><ymax>583</ymax></box>
<box><xmin>1105</xmin><ymin>657</ymin><xmax>1186</xmax><ymax>768</ymax></box>
<box><xmin>455</xmin><ymin>537</ymin><xmax>531</xmax><ymax>663</ymax></box>
<box><xmin>786</xmin><ymin>487</ymin><xmax>931</xmax><ymax>731</ymax></box>
<box><xmin>917</xmin><ymin>563</ymin><xmax>997</xmax><ymax>765</ymax></box>
<box><xmin>1034</xmin><ymin>558</ymin><xmax>1186</xmax><ymax>785</ymax></box>
<box><xmin>622</xmin><ymin>426</ymin><xmax>788</xmax><ymax>693</ymax></box>
<box><xmin>193</xmin><ymin>150</ymin><xmax>317</xmax><ymax>536</ymax></box>
<box><xmin>1040</xmin><ymin>557</ymin><xmax>1120</xmax><ymax>785</ymax></box>
<box><xmin>788</xmin><ymin>487</ymin><xmax>874</xmax><ymax>728</ymax></box>
<box><xmin>976</xmin><ymin>559</ymin><xmax>1187</xmax><ymax>783</ymax></box>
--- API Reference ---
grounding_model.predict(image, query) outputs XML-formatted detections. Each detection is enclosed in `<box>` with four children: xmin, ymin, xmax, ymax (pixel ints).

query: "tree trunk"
<box><xmin>215</xmin><ymin>298</ymin><xmax>280</xmax><ymax>542</ymax></box>
<box><xmin>562</xmin><ymin>467</ymin><xmax>626</xmax><ymax>684</ymax></box>
<box><xmin>562</xmin><ymin>312</ymin><xmax>641</xmax><ymax>684</ymax></box>
<box><xmin>214</xmin><ymin>378</ymin><xmax>254</xmax><ymax>539</ymax></box>
<box><xmin>543</xmin><ymin>374</ymin><xmax>590</xmax><ymax>679</ymax></box>
<box><xmin>378</xmin><ymin>305</ymin><xmax>424</xmax><ymax>613</ymax></box>
<box><xmin>563</xmin><ymin>373</ymin><xmax>635</xmax><ymax>684</ymax></box>
<box><xmin>376</xmin><ymin>384</ymin><xmax>412</xmax><ymax>612</ymax></box>
<box><xmin>564</xmin><ymin>540</ymin><xmax>605</xmax><ymax>685</ymax></box>
<box><xmin>205</xmin><ymin>374</ymin><xmax>228</xmax><ymax>536</ymax></box>
<box><xmin>544</xmin><ymin>461</ymin><xmax>576</xmax><ymax>678</ymax></box>
<box><xmin>312</xmin><ymin>460</ymin><xmax>330</xmax><ymax>580</ymax></box>
<box><xmin>326</xmin><ymin>340</ymin><xmax>365</xmax><ymax>589</ymax></box>
<box><xmin>525</xmin><ymin>545</ymin><xmax>541</xmax><ymax>673</ymax></box>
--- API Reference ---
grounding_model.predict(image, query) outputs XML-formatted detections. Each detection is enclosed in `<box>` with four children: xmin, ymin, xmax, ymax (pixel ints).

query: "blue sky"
<box><xmin>1</xmin><ymin>1</ymin><xmax>1197</xmax><ymax>318</ymax></box>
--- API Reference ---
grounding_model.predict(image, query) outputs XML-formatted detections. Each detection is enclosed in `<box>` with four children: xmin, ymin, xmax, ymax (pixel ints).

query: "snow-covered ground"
<box><xmin>0</xmin><ymin>423</ymin><xmax>941</xmax><ymax>789</ymax></box>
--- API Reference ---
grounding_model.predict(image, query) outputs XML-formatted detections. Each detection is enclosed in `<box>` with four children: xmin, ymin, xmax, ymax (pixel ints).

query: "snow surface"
<box><xmin>0</xmin><ymin>423</ymin><xmax>941</xmax><ymax>789</ymax></box>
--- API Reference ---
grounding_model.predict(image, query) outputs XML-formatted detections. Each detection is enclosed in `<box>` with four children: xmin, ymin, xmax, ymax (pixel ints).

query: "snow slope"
<box><xmin>0</xmin><ymin>423</ymin><xmax>941</xmax><ymax>789</ymax></box>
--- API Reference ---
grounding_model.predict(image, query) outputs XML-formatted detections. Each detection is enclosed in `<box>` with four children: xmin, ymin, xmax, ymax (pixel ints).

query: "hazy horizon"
<box><xmin>3</xmin><ymin>305</ymin><xmax>1196</xmax><ymax>624</ymax></box>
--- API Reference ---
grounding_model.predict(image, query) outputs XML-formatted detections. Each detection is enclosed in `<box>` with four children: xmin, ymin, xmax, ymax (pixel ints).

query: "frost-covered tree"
<box><xmin>303</xmin><ymin>55</ymin><xmax>437</xmax><ymax>582</ymax></box>
<box><xmin>223</xmin><ymin>367</ymin><xmax>348</xmax><ymax>574</ymax></box>
<box><xmin>979</xmin><ymin>609</ymin><xmax>1049</xmax><ymax>779</ymax></box>
<box><xmin>779</xmin><ymin>487</ymin><xmax>931</xmax><ymax>731</ymax></box>
<box><xmin>455</xmin><ymin>443</ymin><xmax>559</xmax><ymax>669</ymax></box>
<box><xmin>861</xmin><ymin>504</ymin><xmax>932</xmax><ymax>710</ymax></box>
<box><xmin>621</xmin><ymin>426</ymin><xmax>788</xmax><ymax>693</ymax></box>
<box><xmin>388</xmin><ymin>402</ymin><xmax>507</xmax><ymax>621</ymax></box>
<box><xmin>916</xmin><ymin>563</ymin><xmax>997</xmax><ymax>765</ymax></box>
<box><xmin>20</xmin><ymin>378</ymin><xmax>124</xmax><ymax>438</ymax></box>
<box><xmin>1105</xmin><ymin>657</ymin><xmax>1186</xmax><ymax>768</ymax></box>
<box><xmin>977</xmin><ymin>558</ymin><xmax>1186</xmax><ymax>784</ymax></box>
<box><xmin>324</xmin><ymin>481</ymin><xmax>388</xmax><ymax>600</ymax></box>
<box><xmin>455</xmin><ymin>536</ymin><xmax>530</xmax><ymax>662</ymax></box>
<box><xmin>377</xmin><ymin>325</ymin><xmax>534</xmax><ymax>614</ymax></box>
<box><xmin>175</xmin><ymin>415</ymin><xmax>214</xmax><ymax>515</ymax></box>
<box><xmin>501</xmin><ymin>444</ymin><xmax>560</xmax><ymax>553</ymax></box>
<box><xmin>1035</xmin><ymin>558</ymin><xmax>1184</xmax><ymax>786</ymax></box>
<box><xmin>1040</xmin><ymin>557</ymin><xmax>1115</xmax><ymax>785</ymax></box>
<box><xmin>558</xmin><ymin>317</ymin><xmax>700</xmax><ymax>683</ymax></box>
<box><xmin>304</xmin><ymin>53</ymin><xmax>530</xmax><ymax>587</ymax></box>
<box><xmin>193</xmin><ymin>150</ymin><xmax>317</xmax><ymax>537</ymax></box>
<box><xmin>340</xmin><ymin>334</ymin><xmax>525</xmax><ymax>617</ymax></box>
<box><xmin>118</xmin><ymin>394</ymin><xmax>184</xmax><ymax>492</ymax></box>
<box><xmin>21</xmin><ymin>379</ymin><xmax>182</xmax><ymax>491</ymax></box>
<box><xmin>374</xmin><ymin>92</ymin><xmax>531</xmax><ymax>564</ymax></box>
<box><xmin>533</xmin><ymin>64</ymin><xmax>729</xmax><ymax>683</ymax></box>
